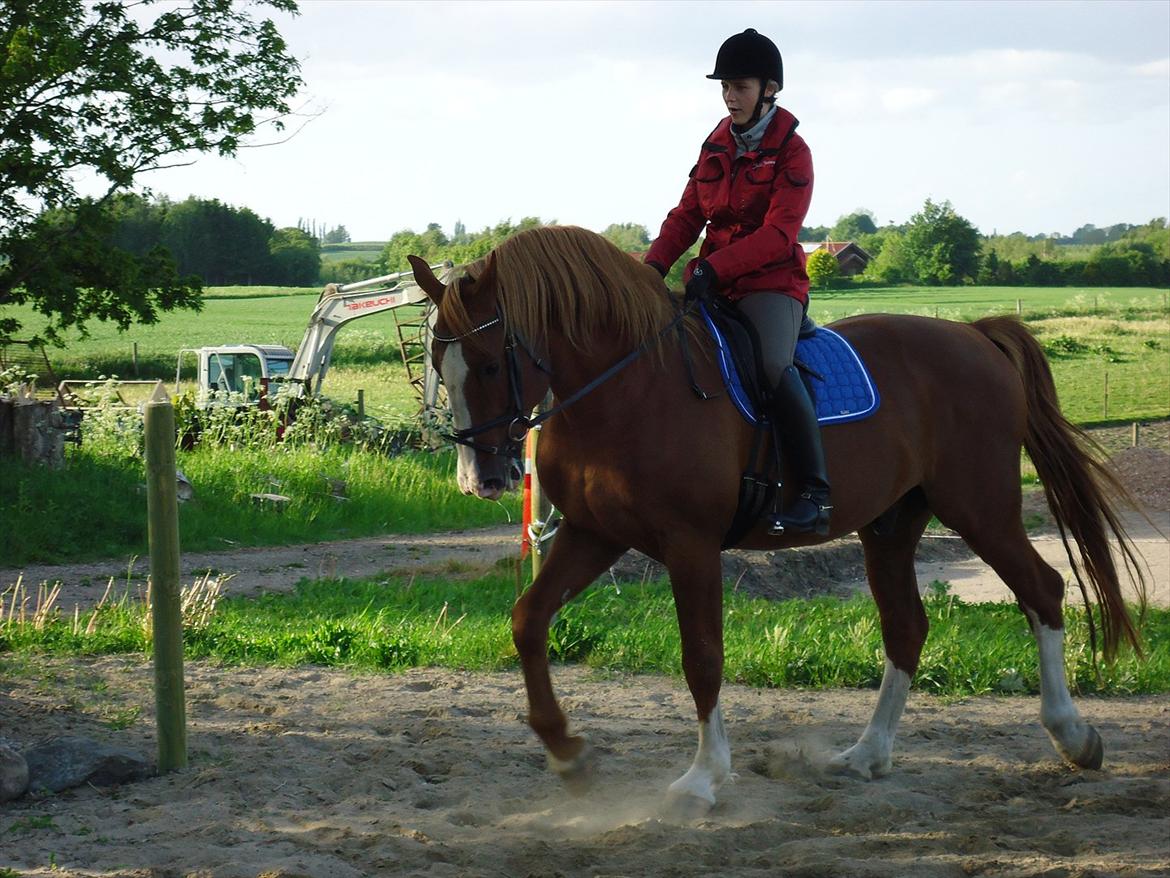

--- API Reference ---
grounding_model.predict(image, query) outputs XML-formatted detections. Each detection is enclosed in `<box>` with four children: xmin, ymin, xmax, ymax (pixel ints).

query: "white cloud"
<box><xmin>880</xmin><ymin>87</ymin><xmax>942</xmax><ymax>114</ymax></box>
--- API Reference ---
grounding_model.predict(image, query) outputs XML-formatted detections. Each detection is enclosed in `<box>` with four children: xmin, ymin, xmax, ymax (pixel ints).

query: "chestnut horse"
<box><xmin>406</xmin><ymin>226</ymin><xmax>1145</xmax><ymax>814</ymax></box>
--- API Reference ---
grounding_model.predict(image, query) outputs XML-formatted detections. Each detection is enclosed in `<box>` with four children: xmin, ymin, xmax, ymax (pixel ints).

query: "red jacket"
<box><xmin>645</xmin><ymin>107</ymin><xmax>813</xmax><ymax>304</ymax></box>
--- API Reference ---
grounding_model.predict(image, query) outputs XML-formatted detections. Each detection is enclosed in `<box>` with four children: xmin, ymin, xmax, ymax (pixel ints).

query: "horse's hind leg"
<box><xmin>512</xmin><ymin>520</ymin><xmax>626</xmax><ymax>788</ymax></box>
<box><xmin>830</xmin><ymin>494</ymin><xmax>933</xmax><ymax>779</ymax></box>
<box><xmin>954</xmin><ymin>524</ymin><xmax>1102</xmax><ymax>768</ymax></box>
<box><xmin>930</xmin><ymin>473</ymin><xmax>1103</xmax><ymax>769</ymax></box>
<box><xmin>664</xmin><ymin>545</ymin><xmax>731</xmax><ymax>814</ymax></box>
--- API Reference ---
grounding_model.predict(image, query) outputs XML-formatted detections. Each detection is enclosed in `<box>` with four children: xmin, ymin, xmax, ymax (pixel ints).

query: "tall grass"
<box><xmin>1</xmin><ymin>445</ymin><xmax>519</xmax><ymax>566</ymax></box>
<box><xmin>3</xmin><ymin>573</ymin><xmax>1166</xmax><ymax>696</ymax></box>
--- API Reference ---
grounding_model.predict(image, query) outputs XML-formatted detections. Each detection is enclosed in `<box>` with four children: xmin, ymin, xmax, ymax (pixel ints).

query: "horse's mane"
<box><xmin>439</xmin><ymin>225</ymin><xmax>678</xmax><ymax>354</ymax></box>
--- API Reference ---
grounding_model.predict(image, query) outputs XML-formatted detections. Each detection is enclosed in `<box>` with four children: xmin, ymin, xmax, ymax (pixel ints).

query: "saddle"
<box><xmin>698</xmin><ymin>297</ymin><xmax>880</xmax><ymax>427</ymax></box>
<box><xmin>694</xmin><ymin>295</ymin><xmax>880</xmax><ymax>548</ymax></box>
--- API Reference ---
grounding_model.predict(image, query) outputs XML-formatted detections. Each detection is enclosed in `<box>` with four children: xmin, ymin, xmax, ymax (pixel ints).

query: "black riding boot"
<box><xmin>767</xmin><ymin>365</ymin><xmax>832</xmax><ymax>537</ymax></box>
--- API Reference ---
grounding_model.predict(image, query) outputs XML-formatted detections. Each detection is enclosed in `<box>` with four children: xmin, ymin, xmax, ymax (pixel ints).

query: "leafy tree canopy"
<box><xmin>902</xmin><ymin>199</ymin><xmax>982</xmax><ymax>285</ymax></box>
<box><xmin>0</xmin><ymin>0</ymin><xmax>303</xmax><ymax>342</ymax></box>
<box><xmin>830</xmin><ymin>210</ymin><xmax>878</xmax><ymax>241</ymax></box>
<box><xmin>601</xmin><ymin>222</ymin><xmax>651</xmax><ymax>253</ymax></box>
<box><xmin>806</xmin><ymin>248</ymin><xmax>839</xmax><ymax>289</ymax></box>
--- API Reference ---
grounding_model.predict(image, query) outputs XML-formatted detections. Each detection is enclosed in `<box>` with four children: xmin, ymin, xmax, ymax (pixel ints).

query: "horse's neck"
<box><xmin>543</xmin><ymin>326</ymin><xmax>688</xmax><ymax>423</ymax></box>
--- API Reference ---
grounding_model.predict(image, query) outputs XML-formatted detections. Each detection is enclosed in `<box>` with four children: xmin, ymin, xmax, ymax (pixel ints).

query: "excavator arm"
<box><xmin>286</xmin><ymin>262</ymin><xmax>453</xmax><ymax>400</ymax></box>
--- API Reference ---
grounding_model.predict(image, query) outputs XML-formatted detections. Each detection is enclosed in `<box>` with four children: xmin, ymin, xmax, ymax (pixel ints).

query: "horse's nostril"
<box><xmin>482</xmin><ymin>478</ymin><xmax>505</xmax><ymax>493</ymax></box>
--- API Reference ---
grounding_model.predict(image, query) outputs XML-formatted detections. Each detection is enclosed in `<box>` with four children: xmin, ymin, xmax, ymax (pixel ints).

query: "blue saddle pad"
<box><xmin>700</xmin><ymin>309</ymin><xmax>880</xmax><ymax>426</ymax></box>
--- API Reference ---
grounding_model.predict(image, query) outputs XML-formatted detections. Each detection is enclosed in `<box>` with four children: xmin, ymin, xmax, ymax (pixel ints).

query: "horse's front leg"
<box><xmin>512</xmin><ymin>520</ymin><xmax>626</xmax><ymax>790</ymax></box>
<box><xmin>664</xmin><ymin>546</ymin><xmax>731</xmax><ymax>815</ymax></box>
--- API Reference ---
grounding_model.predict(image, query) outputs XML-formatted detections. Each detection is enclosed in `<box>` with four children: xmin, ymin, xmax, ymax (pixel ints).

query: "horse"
<box><xmin>405</xmin><ymin>225</ymin><xmax>1146</xmax><ymax>815</ymax></box>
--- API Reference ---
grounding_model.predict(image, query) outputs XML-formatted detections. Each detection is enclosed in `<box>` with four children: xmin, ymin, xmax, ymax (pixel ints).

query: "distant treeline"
<box><xmin>801</xmin><ymin>209</ymin><xmax>1170</xmax><ymax>287</ymax></box>
<box><xmin>95</xmin><ymin>193</ymin><xmax>1170</xmax><ymax>290</ymax></box>
<box><xmin>101</xmin><ymin>193</ymin><xmax>322</xmax><ymax>286</ymax></box>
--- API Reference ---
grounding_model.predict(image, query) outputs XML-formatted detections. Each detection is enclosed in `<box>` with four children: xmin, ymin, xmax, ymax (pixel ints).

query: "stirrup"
<box><xmin>768</xmin><ymin>493</ymin><xmax>832</xmax><ymax>537</ymax></box>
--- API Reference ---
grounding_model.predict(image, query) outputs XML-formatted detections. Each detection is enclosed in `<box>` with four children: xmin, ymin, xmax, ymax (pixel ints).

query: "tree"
<box><xmin>862</xmin><ymin>230</ymin><xmax>916</xmax><ymax>284</ymax></box>
<box><xmin>0</xmin><ymin>0</ymin><xmax>303</xmax><ymax>342</ymax></box>
<box><xmin>830</xmin><ymin>211</ymin><xmax>878</xmax><ymax>241</ymax></box>
<box><xmin>902</xmin><ymin>199</ymin><xmax>981</xmax><ymax>285</ymax></box>
<box><xmin>160</xmin><ymin>198</ymin><xmax>276</xmax><ymax>285</ymax></box>
<box><xmin>269</xmin><ymin>227</ymin><xmax>320</xmax><ymax>286</ymax></box>
<box><xmin>601</xmin><ymin>223</ymin><xmax>651</xmax><ymax>253</ymax></box>
<box><xmin>323</xmin><ymin>225</ymin><xmax>351</xmax><ymax>245</ymax></box>
<box><xmin>799</xmin><ymin>224</ymin><xmax>831</xmax><ymax>242</ymax></box>
<box><xmin>806</xmin><ymin>248</ymin><xmax>839</xmax><ymax>289</ymax></box>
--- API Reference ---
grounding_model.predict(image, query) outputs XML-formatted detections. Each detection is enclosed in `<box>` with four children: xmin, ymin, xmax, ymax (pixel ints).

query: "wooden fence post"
<box><xmin>1132</xmin><ymin>421</ymin><xmax>1140</xmax><ymax>447</ymax></box>
<box><xmin>357</xmin><ymin>389</ymin><xmax>365</xmax><ymax>420</ymax></box>
<box><xmin>144</xmin><ymin>381</ymin><xmax>187</xmax><ymax>773</ymax></box>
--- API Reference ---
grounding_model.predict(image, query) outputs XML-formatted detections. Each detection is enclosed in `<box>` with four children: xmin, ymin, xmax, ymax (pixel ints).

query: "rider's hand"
<box><xmin>684</xmin><ymin>259</ymin><xmax>717</xmax><ymax>304</ymax></box>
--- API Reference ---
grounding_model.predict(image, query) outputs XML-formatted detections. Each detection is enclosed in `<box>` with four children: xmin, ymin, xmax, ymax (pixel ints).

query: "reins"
<box><xmin>436</xmin><ymin>296</ymin><xmax>694</xmax><ymax>458</ymax></box>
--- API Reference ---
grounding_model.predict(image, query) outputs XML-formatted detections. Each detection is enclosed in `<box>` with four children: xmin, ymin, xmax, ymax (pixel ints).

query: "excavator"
<box><xmin>175</xmin><ymin>262</ymin><xmax>453</xmax><ymax>433</ymax></box>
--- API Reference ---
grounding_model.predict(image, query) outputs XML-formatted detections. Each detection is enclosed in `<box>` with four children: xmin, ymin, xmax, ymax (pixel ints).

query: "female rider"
<box><xmin>643</xmin><ymin>27</ymin><xmax>830</xmax><ymax>537</ymax></box>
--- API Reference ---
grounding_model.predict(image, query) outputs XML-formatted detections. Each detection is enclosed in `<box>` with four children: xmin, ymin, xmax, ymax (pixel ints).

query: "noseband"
<box><xmin>434</xmin><ymin>301</ymin><xmax>690</xmax><ymax>458</ymax></box>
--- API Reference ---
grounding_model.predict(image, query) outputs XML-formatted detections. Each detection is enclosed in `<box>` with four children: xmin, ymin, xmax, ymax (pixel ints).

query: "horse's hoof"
<box><xmin>827</xmin><ymin>750</ymin><xmax>889</xmax><ymax>780</ymax></box>
<box><xmin>662</xmin><ymin>791</ymin><xmax>714</xmax><ymax>820</ymax></box>
<box><xmin>549</xmin><ymin>742</ymin><xmax>595</xmax><ymax>796</ymax></box>
<box><xmin>826</xmin><ymin>757</ymin><xmax>871</xmax><ymax>780</ymax></box>
<box><xmin>1073</xmin><ymin>725</ymin><xmax>1104</xmax><ymax>770</ymax></box>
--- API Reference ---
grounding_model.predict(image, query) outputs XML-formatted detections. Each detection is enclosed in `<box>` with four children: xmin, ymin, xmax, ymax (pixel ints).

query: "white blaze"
<box><xmin>441</xmin><ymin>344</ymin><xmax>480</xmax><ymax>495</ymax></box>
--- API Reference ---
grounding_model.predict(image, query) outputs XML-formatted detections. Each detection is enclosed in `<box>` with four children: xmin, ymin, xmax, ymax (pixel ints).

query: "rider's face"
<box><xmin>722</xmin><ymin>78</ymin><xmax>772</xmax><ymax>126</ymax></box>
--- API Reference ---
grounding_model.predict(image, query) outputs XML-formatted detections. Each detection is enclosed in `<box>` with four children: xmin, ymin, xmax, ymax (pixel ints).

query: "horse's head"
<box><xmin>410</xmin><ymin>254</ymin><xmax>549</xmax><ymax>501</ymax></box>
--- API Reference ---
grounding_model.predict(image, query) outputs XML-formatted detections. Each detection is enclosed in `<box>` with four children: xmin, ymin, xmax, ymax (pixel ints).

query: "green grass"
<box><xmin>12</xmin><ymin>285</ymin><xmax>1168</xmax><ymax>425</ymax></box>
<box><xmin>320</xmin><ymin>242</ymin><xmax>385</xmax><ymax>263</ymax></box>
<box><xmin>808</xmin><ymin>285</ymin><xmax>1168</xmax><ymax>322</ymax></box>
<box><xmin>2</xmin><ymin>574</ymin><xmax>1166</xmax><ymax>696</ymax></box>
<box><xmin>0</xmin><ymin>445</ymin><xmax>520</xmax><ymax>565</ymax></box>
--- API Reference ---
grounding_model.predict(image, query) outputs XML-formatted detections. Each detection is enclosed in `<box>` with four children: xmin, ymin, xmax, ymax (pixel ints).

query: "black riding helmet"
<box><xmin>707</xmin><ymin>28</ymin><xmax>783</xmax><ymax>85</ymax></box>
<box><xmin>707</xmin><ymin>28</ymin><xmax>783</xmax><ymax>128</ymax></box>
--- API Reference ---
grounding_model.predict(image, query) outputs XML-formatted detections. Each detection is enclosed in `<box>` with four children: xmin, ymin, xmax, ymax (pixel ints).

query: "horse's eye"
<box><xmin>483</xmin><ymin>362</ymin><xmax>501</xmax><ymax>377</ymax></box>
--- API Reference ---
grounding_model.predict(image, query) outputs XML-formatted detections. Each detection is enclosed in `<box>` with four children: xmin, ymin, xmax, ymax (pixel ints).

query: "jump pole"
<box><xmin>144</xmin><ymin>381</ymin><xmax>188</xmax><ymax>772</ymax></box>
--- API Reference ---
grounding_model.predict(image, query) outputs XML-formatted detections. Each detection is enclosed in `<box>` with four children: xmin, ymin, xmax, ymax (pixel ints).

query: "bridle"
<box><xmin>433</xmin><ymin>300</ymin><xmax>691</xmax><ymax>458</ymax></box>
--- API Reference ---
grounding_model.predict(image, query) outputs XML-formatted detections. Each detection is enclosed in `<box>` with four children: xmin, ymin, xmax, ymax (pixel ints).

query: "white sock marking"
<box><xmin>668</xmin><ymin>702</ymin><xmax>732</xmax><ymax>805</ymax></box>
<box><xmin>830</xmin><ymin>658</ymin><xmax>910</xmax><ymax>778</ymax></box>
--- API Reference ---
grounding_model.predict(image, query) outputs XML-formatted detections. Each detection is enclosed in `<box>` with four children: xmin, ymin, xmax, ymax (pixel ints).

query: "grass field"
<box><xmin>320</xmin><ymin>242</ymin><xmax>385</xmax><ymax>263</ymax></box>
<box><xmin>9</xmin><ymin>284</ymin><xmax>1168</xmax><ymax>427</ymax></box>
<box><xmin>2</xmin><ymin>572</ymin><xmax>1165</xmax><ymax>696</ymax></box>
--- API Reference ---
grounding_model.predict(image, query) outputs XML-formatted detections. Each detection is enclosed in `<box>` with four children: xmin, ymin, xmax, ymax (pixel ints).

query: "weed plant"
<box><xmin>2</xmin><ymin>574</ymin><xmax>1166</xmax><ymax>696</ymax></box>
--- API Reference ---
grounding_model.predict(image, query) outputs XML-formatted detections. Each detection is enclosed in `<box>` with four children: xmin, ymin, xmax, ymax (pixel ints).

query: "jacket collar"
<box><xmin>704</xmin><ymin>105</ymin><xmax>800</xmax><ymax>157</ymax></box>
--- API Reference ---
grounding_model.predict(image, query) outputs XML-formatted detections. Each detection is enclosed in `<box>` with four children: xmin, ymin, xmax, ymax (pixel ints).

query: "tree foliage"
<box><xmin>601</xmin><ymin>223</ymin><xmax>651</xmax><ymax>253</ymax></box>
<box><xmin>830</xmin><ymin>211</ymin><xmax>878</xmax><ymax>241</ymax></box>
<box><xmin>806</xmin><ymin>248</ymin><xmax>839</xmax><ymax>289</ymax></box>
<box><xmin>0</xmin><ymin>0</ymin><xmax>303</xmax><ymax>341</ymax></box>
<box><xmin>902</xmin><ymin>199</ymin><xmax>981</xmax><ymax>285</ymax></box>
<box><xmin>381</xmin><ymin>218</ymin><xmax>549</xmax><ymax>274</ymax></box>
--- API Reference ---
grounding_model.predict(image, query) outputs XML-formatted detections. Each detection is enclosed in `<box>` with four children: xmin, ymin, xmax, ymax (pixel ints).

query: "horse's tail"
<box><xmin>973</xmin><ymin>316</ymin><xmax>1146</xmax><ymax>661</ymax></box>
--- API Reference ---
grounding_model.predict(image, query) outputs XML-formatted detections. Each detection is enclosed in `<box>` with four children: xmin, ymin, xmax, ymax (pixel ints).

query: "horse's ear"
<box><xmin>408</xmin><ymin>255</ymin><xmax>444</xmax><ymax>305</ymax></box>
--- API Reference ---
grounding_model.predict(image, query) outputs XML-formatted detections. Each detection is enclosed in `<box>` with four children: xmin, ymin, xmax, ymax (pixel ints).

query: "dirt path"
<box><xmin>2</xmin><ymin>507</ymin><xmax>1165</xmax><ymax>613</ymax></box>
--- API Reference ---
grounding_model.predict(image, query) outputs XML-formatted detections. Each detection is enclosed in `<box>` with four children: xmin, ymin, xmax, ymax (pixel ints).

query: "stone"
<box><xmin>23</xmin><ymin>736</ymin><xmax>153</xmax><ymax>794</ymax></box>
<box><xmin>0</xmin><ymin>744</ymin><xmax>30</xmax><ymax>801</ymax></box>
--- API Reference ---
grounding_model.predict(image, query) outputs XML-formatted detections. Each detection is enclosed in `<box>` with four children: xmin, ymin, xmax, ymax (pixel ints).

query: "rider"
<box><xmin>643</xmin><ymin>28</ymin><xmax>830</xmax><ymax>537</ymax></box>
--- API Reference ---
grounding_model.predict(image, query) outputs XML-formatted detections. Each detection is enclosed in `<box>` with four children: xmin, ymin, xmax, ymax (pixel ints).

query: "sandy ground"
<box><xmin>2</xmin><ymin>432</ymin><xmax>1167</xmax><ymax>876</ymax></box>
<box><xmin>1</xmin><ymin>657</ymin><xmax>1168</xmax><ymax>878</ymax></box>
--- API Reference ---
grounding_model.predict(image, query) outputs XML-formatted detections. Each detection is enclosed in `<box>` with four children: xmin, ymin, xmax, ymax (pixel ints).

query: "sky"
<box><xmin>142</xmin><ymin>0</ymin><xmax>1170</xmax><ymax>242</ymax></box>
